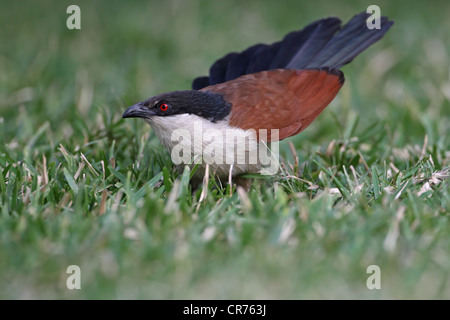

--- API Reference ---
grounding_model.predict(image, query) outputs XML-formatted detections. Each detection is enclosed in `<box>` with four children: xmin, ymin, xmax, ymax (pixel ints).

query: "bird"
<box><xmin>123</xmin><ymin>11</ymin><xmax>393</xmax><ymax>190</ymax></box>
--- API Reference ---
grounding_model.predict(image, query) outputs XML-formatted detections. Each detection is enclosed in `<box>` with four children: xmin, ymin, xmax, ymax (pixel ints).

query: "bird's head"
<box><xmin>122</xmin><ymin>90</ymin><xmax>231</xmax><ymax>123</ymax></box>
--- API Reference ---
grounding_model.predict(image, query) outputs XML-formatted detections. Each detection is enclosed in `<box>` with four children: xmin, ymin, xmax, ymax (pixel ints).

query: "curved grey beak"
<box><xmin>122</xmin><ymin>103</ymin><xmax>154</xmax><ymax>119</ymax></box>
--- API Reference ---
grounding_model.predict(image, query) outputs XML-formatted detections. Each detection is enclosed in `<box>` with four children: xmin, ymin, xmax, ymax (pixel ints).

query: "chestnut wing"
<box><xmin>201</xmin><ymin>68</ymin><xmax>344</xmax><ymax>141</ymax></box>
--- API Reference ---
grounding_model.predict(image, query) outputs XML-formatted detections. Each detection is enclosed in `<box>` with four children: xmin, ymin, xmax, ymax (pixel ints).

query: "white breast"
<box><xmin>145</xmin><ymin>114</ymin><xmax>277</xmax><ymax>181</ymax></box>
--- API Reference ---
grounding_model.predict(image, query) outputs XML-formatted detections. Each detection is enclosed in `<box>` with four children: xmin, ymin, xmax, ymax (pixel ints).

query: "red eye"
<box><xmin>159</xmin><ymin>103</ymin><xmax>169</xmax><ymax>112</ymax></box>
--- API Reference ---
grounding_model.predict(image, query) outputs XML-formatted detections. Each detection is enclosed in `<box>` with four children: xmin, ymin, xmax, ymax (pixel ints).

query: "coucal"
<box><xmin>123</xmin><ymin>11</ymin><xmax>393</xmax><ymax>189</ymax></box>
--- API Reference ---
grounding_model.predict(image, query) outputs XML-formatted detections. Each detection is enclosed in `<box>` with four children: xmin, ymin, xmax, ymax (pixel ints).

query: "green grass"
<box><xmin>0</xmin><ymin>0</ymin><xmax>449</xmax><ymax>299</ymax></box>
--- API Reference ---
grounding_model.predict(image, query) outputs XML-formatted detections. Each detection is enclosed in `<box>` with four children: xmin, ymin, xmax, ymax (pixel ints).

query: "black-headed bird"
<box><xmin>123</xmin><ymin>12</ymin><xmax>393</xmax><ymax>190</ymax></box>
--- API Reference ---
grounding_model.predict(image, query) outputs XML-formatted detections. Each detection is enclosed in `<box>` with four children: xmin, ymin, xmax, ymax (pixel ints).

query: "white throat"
<box><xmin>144</xmin><ymin>114</ymin><xmax>278</xmax><ymax>179</ymax></box>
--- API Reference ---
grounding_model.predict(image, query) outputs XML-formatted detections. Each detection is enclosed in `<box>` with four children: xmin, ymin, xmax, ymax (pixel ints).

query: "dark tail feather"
<box><xmin>192</xmin><ymin>11</ymin><xmax>393</xmax><ymax>90</ymax></box>
<box><xmin>303</xmin><ymin>12</ymin><xmax>394</xmax><ymax>69</ymax></box>
<box><xmin>269</xmin><ymin>17</ymin><xmax>341</xmax><ymax>69</ymax></box>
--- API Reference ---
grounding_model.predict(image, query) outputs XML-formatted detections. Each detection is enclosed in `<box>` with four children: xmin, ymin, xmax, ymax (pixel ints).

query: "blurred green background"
<box><xmin>0</xmin><ymin>0</ymin><xmax>449</xmax><ymax>299</ymax></box>
<box><xmin>1</xmin><ymin>0</ymin><xmax>449</xmax><ymax>150</ymax></box>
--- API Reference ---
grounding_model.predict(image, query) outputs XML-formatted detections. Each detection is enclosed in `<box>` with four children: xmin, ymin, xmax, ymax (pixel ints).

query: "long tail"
<box><xmin>193</xmin><ymin>12</ymin><xmax>394</xmax><ymax>90</ymax></box>
<box><xmin>291</xmin><ymin>12</ymin><xmax>394</xmax><ymax>69</ymax></box>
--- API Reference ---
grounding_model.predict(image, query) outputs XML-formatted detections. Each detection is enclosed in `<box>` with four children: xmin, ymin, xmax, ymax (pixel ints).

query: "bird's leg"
<box><xmin>234</xmin><ymin>176</ymin><xmax>253</xmax><ymax>192</ymax></box>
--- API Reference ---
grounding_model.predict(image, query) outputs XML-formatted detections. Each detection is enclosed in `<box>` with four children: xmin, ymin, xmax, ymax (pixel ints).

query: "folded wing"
<box><xmin>202</xmin><ymin>68</ymin><xmax>343</xmax><ymax>141</ymax></box>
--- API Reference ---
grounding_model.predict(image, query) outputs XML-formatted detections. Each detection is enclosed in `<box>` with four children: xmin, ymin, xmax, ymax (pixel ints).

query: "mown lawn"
<box><xmin>0</xmin><ymin>0</ymin><xmax>449</xmax><ymax>299</ymax></box>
